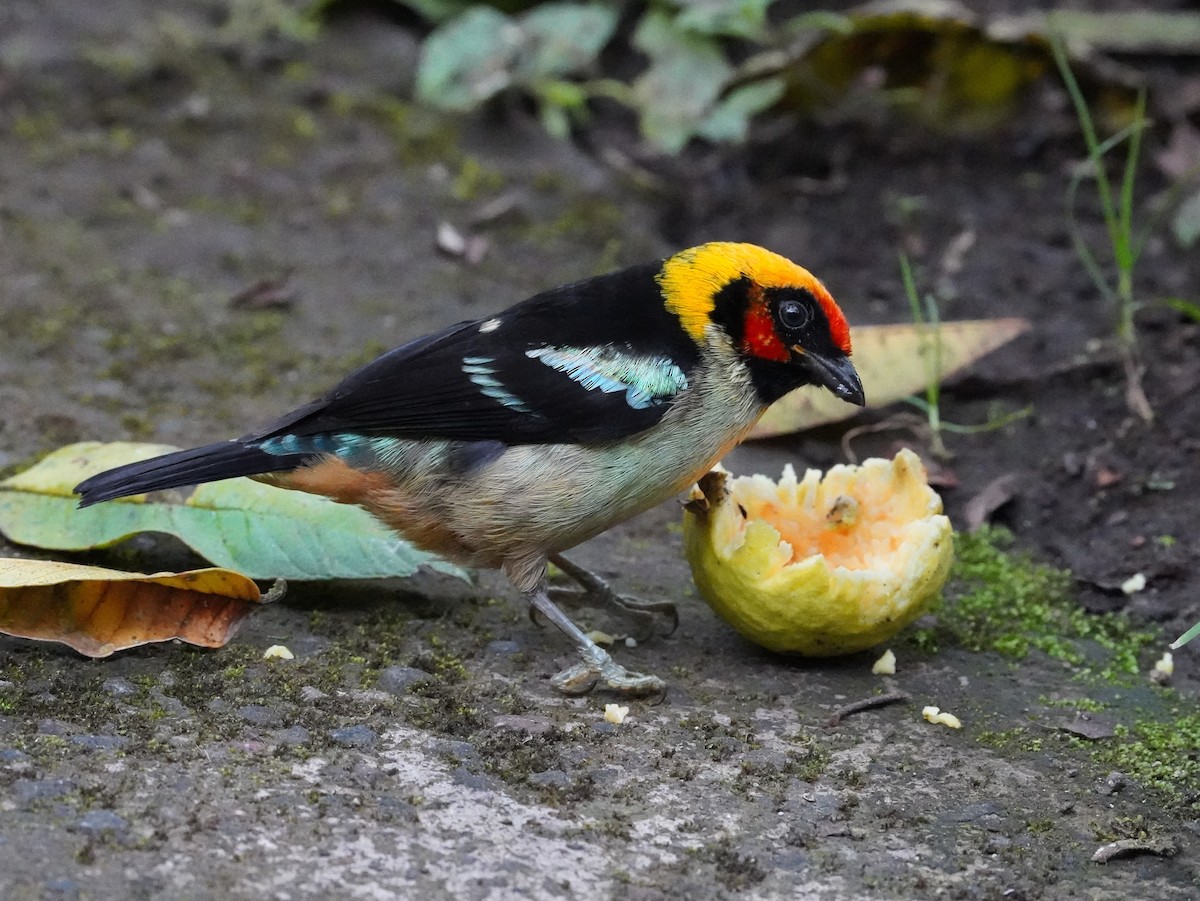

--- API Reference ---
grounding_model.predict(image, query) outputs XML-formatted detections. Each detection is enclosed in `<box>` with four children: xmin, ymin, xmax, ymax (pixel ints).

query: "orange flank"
<box><xmin>271</xmin><ymin>457</ymin><xmax>395</xmax><ymax>506</ymax></box>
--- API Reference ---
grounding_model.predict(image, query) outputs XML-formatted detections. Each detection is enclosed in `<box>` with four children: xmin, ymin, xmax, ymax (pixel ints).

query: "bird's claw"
<box><xmin>546</xmin><ymin>586</ymin><xmax>678</xmax><ymax>639</ymax></box>
<box><xmin>551</xmin><ymin>659</ymin><xmax>666</xmax><ymax>697</ymax></box>
<box><xmin>608</xmin><ymin>594</ymin><xmax>679</xmax><ymax>636</ymax></box>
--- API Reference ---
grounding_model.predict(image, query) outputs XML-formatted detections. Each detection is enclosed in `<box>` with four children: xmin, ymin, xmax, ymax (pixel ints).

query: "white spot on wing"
<box><xmin>479</xmin><ymin>318</ymin><xmax>501</xmax><ymax>333</ymax></box>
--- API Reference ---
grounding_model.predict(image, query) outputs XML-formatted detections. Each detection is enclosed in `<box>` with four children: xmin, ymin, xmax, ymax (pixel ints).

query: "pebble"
<box><xmin>329</xmin><ymin>725</ymin><xmax>377</xmax><ymax>748</ymax></box>
<box><xmin>68</xmin><ymin>735</ymin><xmax>129</xmax><ymax>751</ymax></box>
<box><xmin>275</xmin><ymin>726</ymin><xmax>311</xmax><ymax>746</ymax></box>
<box><xmin>13</xmin><ymin>778</ymin><xmax>76</xmax><ymax>807</ymax></box>
<box><xmin>150</xmin><ymin>692</ymin><xmax>191</xmax><ymax>718</ymax></box>
<box><xmin>101</xmin><ymin>678</ymin><xmax>139</xmax><ymax>698</ymax></box>
<box><xmin>76</xmin><ymin>810</ymin><xmax>128</xmax><ymax>836</ymax></box>
<box><xmin>492</xmin><ymin>714</ymin><xmax>554</xmax><ymax>736</ymax></box>
<box><xmin>376</xmin><ymin>666</ymin><xmax>433</xmax><ymax>695</ymax></box>
<box><xmin>485</xmin><ymin>640</ymin><xmax>521</xmax><ymax>656</ymax></box>
<box><xmin>426</xmin><ymin>738</ymin><xmax>477</xmax><ymax>761</ymax></box>
<box><xmin>237</xmin><ymin>705</ymin><xmax>284</xmax><ymax>727</ymax></box>
<box><xmin>528</xmin><ymin>769</ymin><xmax>571</xmax><ymax>789</ymax></box>
<box><xmin>951</xmin><ymin>802</ymin><xmax>1001</xmax><ymax>823</ymax></box>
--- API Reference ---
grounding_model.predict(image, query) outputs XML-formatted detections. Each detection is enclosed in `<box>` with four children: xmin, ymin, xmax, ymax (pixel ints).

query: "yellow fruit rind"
<box><xmin>683</xmin><ymin>449</ymin><xmax>952</xmax><ymax>656</ymax></box>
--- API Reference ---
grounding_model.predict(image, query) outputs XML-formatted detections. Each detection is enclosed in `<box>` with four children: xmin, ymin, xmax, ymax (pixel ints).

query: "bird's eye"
<box><xmin>777</xmin><ymin>299</ymin><xmax>811</xmax><ymax>330</ymax></box>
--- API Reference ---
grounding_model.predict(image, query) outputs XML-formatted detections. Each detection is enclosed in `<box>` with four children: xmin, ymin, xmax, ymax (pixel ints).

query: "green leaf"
<box><xmin>417</xmin><ymin>3</ymin><xmax>616</xmax><ymax>112</ymax></box>
<box><xmin>695</xmin><ymin>77</ymin><xmax>786</xmax><ymax>144</ymax></box>
<box><xmin>519</xmin><ymin>3</ymin><xmax>619</xmax><ymax>79</ymax></box>
<box><xmin>417</xmin><ymin>7</ymin><xmax>522</xmax><ymax>111</ymax></box>
<box><xmin>385</xmin><ymin>0</ymin><xmax>475</xmax><ymax>26</ymax></box>
<box><xmin>1163</xmin><ymin>298</ymin><xmax>1200</xmax><ymax>323</ymax></box>
<box><xmin>673</xmin><ymin>0</ymin><xmax>775</xmax><ymax>39</ymax></box>
<box><xmin>0</xmin><ymin>442</ymin><xmax>467</xmax><ymax>582</ymax></box>
<box><xmin>632</xmin><ymin>10</ymin><xmax>733</xmax><ymax>153</ymax></box>
<box><xmin>1171</xmin><ymin>619</ymin><xmax>1200</xmax><ymax>650</ymax></box>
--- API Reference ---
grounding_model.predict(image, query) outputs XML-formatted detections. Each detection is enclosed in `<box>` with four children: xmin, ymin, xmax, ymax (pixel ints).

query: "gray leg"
<box><xmin>526</xmin><ymin>585</ymin><xmax>666</xmax><ymax>696</ymax></box>
<box><xmin>548</xmin><ymin>553</ymin><xmax>679</xmax><ymax>636</ymax></box>
<box><xmin>505</xmin><ymin>555</ymin><xmax>665</xmax><ymax>696</ymax></box>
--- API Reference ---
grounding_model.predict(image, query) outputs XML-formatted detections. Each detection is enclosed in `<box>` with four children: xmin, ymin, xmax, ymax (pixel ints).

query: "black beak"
<box><xmin>801</xmin><ymin>351</ymin><xmax>866</xmax><ymax>407</ymax></box>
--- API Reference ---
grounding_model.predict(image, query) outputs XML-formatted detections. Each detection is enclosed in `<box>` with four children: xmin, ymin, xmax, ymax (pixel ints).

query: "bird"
<box><xmin>75</xmin><ymin>242</ymin><xmax>864</xmax><ymax>695</ymax></box>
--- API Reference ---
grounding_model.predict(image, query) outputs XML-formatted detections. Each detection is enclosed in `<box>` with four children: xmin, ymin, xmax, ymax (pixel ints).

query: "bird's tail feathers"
<box><xmin>74</xmin><ymin>441</ymin><xmax>301</xmax><ymax>507</ymax></box>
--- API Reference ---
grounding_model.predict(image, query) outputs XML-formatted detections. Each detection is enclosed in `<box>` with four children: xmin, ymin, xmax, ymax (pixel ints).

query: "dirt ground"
<box><xmin>2</xmin><ymin>1</ymin><xmax>1199</xmax><ymax>898</ymax></box>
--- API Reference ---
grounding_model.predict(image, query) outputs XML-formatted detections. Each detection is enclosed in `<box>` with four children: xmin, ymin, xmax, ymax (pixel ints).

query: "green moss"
<box><xmin>526</xmin><ymin>195</ymin><xmax>624</xmax><ymax>246</ymax></box>
<box><xmin>330</xmin><ymin>92</ymin><xmax>460</xmax><ymax>167</ymax></box>
<box><xmin>937</xmin><ymin>527</ymin><xmax>1155</xmax><ymax>678</ymax></box>
<box><xmin>451</xmin><ymin>157</ymin><xmax>504</xmax><ymax>201</ymax></box>
<box><xmin>1026</xmin><ymin>818</ymin><xmax>1055</xmax><ymax>835</ymax></box>
<box><xmin>974</xmin><ymin>726</ymin><xmax>1043</xmax><ymax>753</ymax></box>
<box><xmin>1089</xmin><ymin>710</ymin><xmax>1200</xmax><ymax>807</ymax></box>
<box><xmin>13</xmin><ymin>111</ymin><xmax>61</xmax><ymax>143</ymax></box>
<box><xmin>1038</xmin><ymin>695</ymin><xmax>1108</xmax><ymax>712</ymax></box>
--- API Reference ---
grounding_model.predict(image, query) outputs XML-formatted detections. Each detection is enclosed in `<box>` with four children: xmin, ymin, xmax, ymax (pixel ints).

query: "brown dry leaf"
<box><xmin>0</xmin><ymin>557</ymin><xmax>268</xmax><ymax>657</ymax></box>
<box><xmin>964</xmin><ymin>472</ymin><xmax>1021</xmax><ymax>531</ymax></box>
<box><xmin>751</xmin><ymin>318</ymin><xmax>1030</xmax><ymax>439</ymax></box>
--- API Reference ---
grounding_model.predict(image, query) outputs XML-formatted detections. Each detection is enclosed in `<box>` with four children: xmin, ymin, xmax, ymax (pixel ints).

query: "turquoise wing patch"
<box><xmin>526</xmin><ymin>346</ymin><xmax>689</xmax><ymax>409</ymax></box>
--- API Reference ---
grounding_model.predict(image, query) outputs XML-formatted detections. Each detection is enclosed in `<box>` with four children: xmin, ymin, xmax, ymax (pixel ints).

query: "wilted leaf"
<box><xmin>1171</xmin><ymin>190</ymin><xmax>1200</xmax><ymax>249</ymax></box>
<box><xmin>0</xmin><ymin>443</ymin><xmax>467</xmax><ymax>582</ymax></box>
<box><xmin>787</xmin><ymin>0</ymin><xmax>1161</xmax><ymax>133</ymax></box>
<box><xmin>0</xmin><ymin>557</ymin><xmax>264</xmax><ymax>657</ymax></box>
<box><xmin>751</xmin><ymin>318</ymin><xmax>1030</xmax><ymax>438</ymax></box>
<box><xmin>1001</xmin><ymin>10</ymin><xmax>1200</xmax><ymax>55</ymax></box>
<box><xmin>964</xmin><ymin>473</ymin><xmax>1021</xmax><ymax>531</ymax></box>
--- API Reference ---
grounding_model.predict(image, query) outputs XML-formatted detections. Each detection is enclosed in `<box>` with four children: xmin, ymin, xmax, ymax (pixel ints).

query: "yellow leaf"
<box><xmin>751</xmin><ymin>318</ymin><xmax>1029</xmax><ymax>439</ymax></box>
<box><xmin>2</xmin><ymin>441</ymin><xmax>178</xmax><ymax>499</ymax></box>
<box><xmin>0</xmin><ymin>557</ymin><xmax>266</xmax><ymax>657</ymax></box>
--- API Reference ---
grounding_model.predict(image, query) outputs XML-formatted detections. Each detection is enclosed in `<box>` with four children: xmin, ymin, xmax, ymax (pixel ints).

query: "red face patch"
<box><xmin>814</xmin><ymin>284</ymin><xmax>852</xmax><ymax>356</ymax></box>
<box><xmin>741</xmin><ymin>285</ymin><xmax>790</xmax><ymax>363</ymax></box>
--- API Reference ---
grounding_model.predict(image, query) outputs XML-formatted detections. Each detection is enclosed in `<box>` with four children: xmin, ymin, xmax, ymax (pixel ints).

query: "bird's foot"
<box><xmin>551</xmin><ymin>649</ymin><xmax>666</xmax><ymax>697</ymax></box>
<box><xmin>547</xmin><ymin>555</ymin><xmax>678</xmax><ymax>637</ymax></box>
<box><xmin>521</xmin><ymin>572</ymin><xmax>668</xmax><ymax>698</ymax></box>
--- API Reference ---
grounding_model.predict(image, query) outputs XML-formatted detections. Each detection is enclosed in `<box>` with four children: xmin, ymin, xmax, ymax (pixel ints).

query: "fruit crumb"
<box><xmin>604</xmin><ymin>704</ymin><xmax>629</xmax><ymax>725</ymax></box>
<box><xmin>1150</xmin><ymin>651</ymin><xmax>1174</xmax><ymax>685</ymax></box>
<box><xmin>922</xmin><ymin>706</ymin><xmax>962</xmax><ymax>729</ymax></box>
<box><xmin>872</xmin><ymin>649</ymin><xmax>896</xmax><ymax>675</ymax></box>
<box><xmin>1121</xmin><ymin>573</ymin><xmax>1147</xmax><ymax>595</ymax></box>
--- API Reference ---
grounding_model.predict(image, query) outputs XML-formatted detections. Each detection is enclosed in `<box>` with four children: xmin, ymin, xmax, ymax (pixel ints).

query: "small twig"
<box><xmin>1092</xmin><ymin>837</ymin><xmax>1177</xmax><ymax>864</ymax></box>
<box><xmin>826</xmin><ymin>691</ymin><xmax>909</xmax><ymax>727</ymax></box>
<box><xmin>261</xmin><ymin>579</ymin><xmax>289</xmax><ymax>604</ymax></box>
<box><xmin>841</xmin><ymin>413</ymin><xmax>929</xmax><ymax>463</ymax></box>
